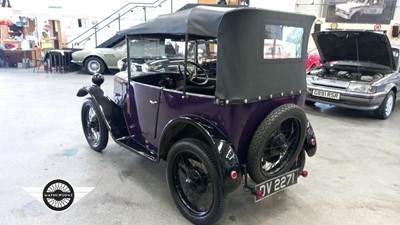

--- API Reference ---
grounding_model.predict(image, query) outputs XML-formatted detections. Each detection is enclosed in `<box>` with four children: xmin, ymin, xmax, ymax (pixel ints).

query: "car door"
<box><xmin>132</xmin><ymin>83</ymin><xmax>162</xmax><ymax>145</ymax></box>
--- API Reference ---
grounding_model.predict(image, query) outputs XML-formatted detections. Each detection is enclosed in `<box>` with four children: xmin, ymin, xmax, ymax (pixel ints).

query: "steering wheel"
<box><xmin>178</xmin><ymin>61</ymin><xmax>209</xmax><ymax>86</ymax></box>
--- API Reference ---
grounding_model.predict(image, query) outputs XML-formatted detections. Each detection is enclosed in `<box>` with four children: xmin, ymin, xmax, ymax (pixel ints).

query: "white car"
<box><xmin>335</xmin><ymin>0</ymin><xmax>385</xmax><ymax>20</ymax></box>
<box><xmin>306</xmin><ymin>30</ymin><xmax>400</xmax><ymax>119</ymax></box>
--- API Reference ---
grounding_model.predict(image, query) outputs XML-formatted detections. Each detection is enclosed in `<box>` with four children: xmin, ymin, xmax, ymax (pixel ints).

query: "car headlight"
<box><xmin>306</xmin><ymin>76</ymin><xmax>313</xmax><ymax>86</ymax></box>
<box><xmin>130</xmin><ymin>64</ymin><xmax>137</xmax><ymax>72</ymax></box>
<box><xmin>347</xmin><ymin>82</ymin><xmax>376</xmax><ymax>93</ymax></box>
<box><xmin>142</xmin><ymin>64</ymin><xmax>149</xmax><ymax>72</ymax></box>
<box><xmin>117</xmin><ymin>59</ymin><xmax>124</xmax><ymax>71</ymax></box>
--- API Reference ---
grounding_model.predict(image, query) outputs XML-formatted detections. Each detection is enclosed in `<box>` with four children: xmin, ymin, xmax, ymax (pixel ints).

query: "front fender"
<box><xmin>77</xmin><ymin>86</ymin><xmax>111</xmax><ymax>130</ymax></box>
<box><xmin>159</xmin><ymin>116</ymin><xmax>241</xmax><ymax>193</ymax></box>
<box><xmin>77</xmin><ymin>86</ymin><xmax>129</xmax><ymax>139</ymax></box>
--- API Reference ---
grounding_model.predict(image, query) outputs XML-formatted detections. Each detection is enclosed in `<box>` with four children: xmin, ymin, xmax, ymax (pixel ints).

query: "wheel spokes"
<box><xmin>261</xmin><ymin>118</ymin><xmax>300</xmax><ymax>174</ymax></box>
<box><xmin>85</xmin><ymin>107</ymin><xmax>100</xmax><ymax>145</ymax></box>
<box><xmin>173</xmin><ymin>152</ymin><xmax>213</xmax><ymax>215</ymax></box>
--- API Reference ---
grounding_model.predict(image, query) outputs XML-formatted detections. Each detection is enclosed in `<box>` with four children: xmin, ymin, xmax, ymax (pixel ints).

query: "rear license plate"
<box><xmin>312</xmin><ymin>90</ymin><xmax>340</xmax><ymax>100</ymax></box>
<box><xmin>255</xmin><ymin>169</ymin><xmax>298</xmax><ymax>202</ymax></box>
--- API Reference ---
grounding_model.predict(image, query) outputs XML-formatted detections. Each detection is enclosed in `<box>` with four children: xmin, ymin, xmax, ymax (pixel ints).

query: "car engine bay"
<box><xmin>307</xmin><ymin>63</ymin><xmax>388</xmax><ymax>82</ymax></box>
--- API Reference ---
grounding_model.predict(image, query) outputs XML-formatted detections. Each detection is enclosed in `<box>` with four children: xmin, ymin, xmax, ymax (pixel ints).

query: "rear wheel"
<box><xmin>247</xmin><ymin>104</ymin><xmax>307</xmax><ymax>183</ymax></box>
<box><xmin>166</xmin><ymin>138</ymin><xmax>224</xmax><ymax>225</ymax></box>
<box><xmin>374</xmin><ymin>91</ymin><xmax>395</xmax><ymax>120</ymax></box>
<box><xmin>84</xmin><ymin>57</ymin><xmax>106</xmax><ymax>75</ymax></box>
<box><xmin>81</xmin><ymin>98</ymin><xmax>108</xmax><ymax>151</ymax></box>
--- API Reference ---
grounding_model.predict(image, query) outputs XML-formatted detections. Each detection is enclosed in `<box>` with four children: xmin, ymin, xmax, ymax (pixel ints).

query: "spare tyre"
<box><xmin>247</xmin><ymin>104</ymin><xmax>307</xmax><ymax>183</ymax></box>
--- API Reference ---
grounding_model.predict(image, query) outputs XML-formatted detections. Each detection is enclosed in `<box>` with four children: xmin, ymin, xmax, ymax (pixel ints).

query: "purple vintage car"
<box><xmin>77</xmin><ymin>5</ymin><xmax>317</xmax><ymax>224</ymax></box>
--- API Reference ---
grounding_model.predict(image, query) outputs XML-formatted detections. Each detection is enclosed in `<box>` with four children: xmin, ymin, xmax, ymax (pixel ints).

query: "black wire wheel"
<box><xmin>81</xmin><ymin>98</ymin><xmax>108</xmax><ymax>152</ymax></box>
<box><xmin>166</xmin><ymin>138</ymin><xmax>224</xmax><ymax>225</ymax></box>
<box><xmin>247</xmin><ymin>104</ymin><xmax>307</xmax><ymax>183</ymax></box>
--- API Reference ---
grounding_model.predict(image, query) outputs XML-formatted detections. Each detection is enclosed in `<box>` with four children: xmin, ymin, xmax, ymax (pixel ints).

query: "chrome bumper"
<box><xmin>306</xmin><ymin>86</ymin><xmax>386</xmax><ymax>110</ymax></box>
<box><xmin>335</xmin><ymin>11</ymin><xmax>351</xmax><ymax>20</ymax></box>
<box><xmin>71</xmin><ymin>60</ymin><xmax>83</xmax><ymax>66</ymax></box>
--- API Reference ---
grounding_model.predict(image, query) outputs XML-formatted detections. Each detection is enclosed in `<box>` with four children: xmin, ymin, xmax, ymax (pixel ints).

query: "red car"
<box><xmin>306</xmin><ymin>53</ymin><xmax>321</xmax><ymax>70</ymax></box>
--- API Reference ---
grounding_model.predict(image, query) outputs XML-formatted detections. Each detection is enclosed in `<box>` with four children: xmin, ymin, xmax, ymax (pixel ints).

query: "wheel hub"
<box><xmin>184</xmin><ymin>168</ymin><xmax>207</xmax><ymax>193</ymax></box>
<box><xmin>271</xmin><ymin>132</ymin><xmax>289</xmax><ymax>153</ymax></box>
<box><xmin>262</xmin><ymin>129</ymin><xmax>291</xmax><ymax>170</ymax></box>
<box><xmin>385</xmin><ymin>95</ymin><xmax>394</xmax><ymax>116</ymax></box>
<box><xmin>90</xmin><ymin>63</ymin><xmax>99</xmax><ymax>70</ymax></box>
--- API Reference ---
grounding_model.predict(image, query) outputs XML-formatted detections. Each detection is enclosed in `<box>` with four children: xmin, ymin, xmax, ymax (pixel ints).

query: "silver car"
<box><xmin>306</xmin><ymin>30</ymin><xmax>400</xmax><ymax>119</ymax></box>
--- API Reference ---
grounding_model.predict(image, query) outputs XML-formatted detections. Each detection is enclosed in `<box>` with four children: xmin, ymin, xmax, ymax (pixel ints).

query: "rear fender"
<box><xmin>159</xmin><ymin>116</ymin><xmax>241</xmax><ymax>193</ymax></box>
<box><xmin>77</xmin><ymin>86</ymin><xmax>129</xmax><ymax>139</ymax></box>
<box><xmin>303</xmin><ymin>121</ymin><xmax>317</xmax><ymax>157</ymax></box>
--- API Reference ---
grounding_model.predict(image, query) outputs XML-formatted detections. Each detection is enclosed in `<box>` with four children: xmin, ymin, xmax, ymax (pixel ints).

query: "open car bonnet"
<box><xmin>312</xmin><ymin>31</ymin><xmax>396</xmax><ymax>70</ymax></box>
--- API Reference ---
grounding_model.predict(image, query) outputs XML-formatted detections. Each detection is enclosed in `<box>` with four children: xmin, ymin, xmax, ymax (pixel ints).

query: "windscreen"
<box><xmin>127</xmin><ymin>37</ymin><xmax>217</xmax><ymax>74</ymax></box>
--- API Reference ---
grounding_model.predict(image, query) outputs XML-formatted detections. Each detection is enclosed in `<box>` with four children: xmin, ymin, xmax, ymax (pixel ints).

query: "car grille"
<box><xmin>312</xmin><ymin>84</ymin><xmax>347</xmax><ymax>90</ymax></box>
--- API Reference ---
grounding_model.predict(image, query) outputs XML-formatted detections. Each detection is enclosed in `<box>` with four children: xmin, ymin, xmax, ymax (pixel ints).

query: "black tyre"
<box><xmin>81</xmin><ymin>98</ymin><xmax>108</xmax><ymax>152</ymax></box>
<box><xmin>84</xmin><ymin>57</ymin><xmax>106</xmax><ymax>75</ymax></box>
<box><xmin>166</xmin><ymin>138</ymin><xmax>225</xmax><ymax>225</ymax></box>
<box><xmin>374</xmin><ymin>91</ymin><xmax>395</xmax><ymax>120</ymax></box>
<box><xmin>305</xmin><ymin>100</ymin><xmax>316</xmax><ymax>106</ymax></box>
<box><xmin>247</xmin><ymin>104</ymin><xmax>307</xmax><ymax>183</ymax></box>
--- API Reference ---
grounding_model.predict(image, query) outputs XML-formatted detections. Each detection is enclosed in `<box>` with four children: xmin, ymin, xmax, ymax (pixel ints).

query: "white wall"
<box><xmin>251</xmin><ymin>0</ymin><xmax>296</xmax><ymax>12</ymax></box>
<box><xmin>8</xmin><ymin>0</ymin><xmax>400</xmax><ymax>49</ymax></box>
<box><xmin>3</xmin><ymin>0</ymin><xmax>197</xmax><ymax>48</ymax></box>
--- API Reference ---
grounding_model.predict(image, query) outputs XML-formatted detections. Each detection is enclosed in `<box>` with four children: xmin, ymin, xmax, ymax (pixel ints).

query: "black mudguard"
<box><xmin>159</xmin><ymin>116</ymin><xmax>242</xmax><ymax>193</ymax></box>
<box><xmin>303</xmin><ymin>121</ymin><xmax>317</xmax><ymax>157</ymax></box>
<box><xmin>77</xmin><ymin>86</ymin><xmax>129</xmax><ymax>140</ymax></box>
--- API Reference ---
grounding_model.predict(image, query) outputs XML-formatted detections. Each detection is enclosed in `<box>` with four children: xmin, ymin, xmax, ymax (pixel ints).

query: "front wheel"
<box><xmin>374</xmin><ymin>91</ymin><xmax>395</xmax><ymax>119</ymax></box>
<box><xmin>81</xmin><ymin>98</ymin><xmax>108</xmax><ymax>151</ymax></box>
<box><xmin>247</xmin><ymin>104</ymin><xmax>307</xmax><ymax>183</ymax></box>
<box><xmin>166</xmin><ymin>138</ymin><xmax>225</xmax><ymax>225</ymax></box>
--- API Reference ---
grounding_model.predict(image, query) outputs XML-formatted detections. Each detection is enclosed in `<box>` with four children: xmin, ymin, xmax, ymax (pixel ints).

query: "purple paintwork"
<box><xmin>122</xmin><ymin>81</ymin><xmax>303</xmax><ymax>162</ymax></box>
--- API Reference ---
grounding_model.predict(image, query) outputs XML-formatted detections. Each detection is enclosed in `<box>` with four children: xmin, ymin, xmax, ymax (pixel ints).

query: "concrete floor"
<box><xmin>0</xmin><ymin>68</ymin><xmax>399</xmax><ymax>225</ymax></box>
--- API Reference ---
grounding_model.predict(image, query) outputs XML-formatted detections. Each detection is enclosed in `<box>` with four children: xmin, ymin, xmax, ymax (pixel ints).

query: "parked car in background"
<box><xmin>263</xmin><ymin>39</ymin><xmax>291</xmax><ymax>59</ymax></box>
<box><xmin>306</xmin><ymin>51</ymin><xmax>321</xmax><ymax>70</ymax></box>
<box><xmin>77</xmin><ymin>6</ymin><xmax>317</xmax><ymax>224</ymax></box>
<box><xmin>71</xmin><ymin>40</ymin><xmax>126</xmax><ymax>74</ymax></box>
<box><xmin>327</xmin><ymin>0</ymin><xmax>348</xmax><ymax>5</ymax></box>
<box><xmin>306</xmin><ymin>30</ymin><xmax>400</xmax><ymax>119</ymax></box>
<box><xmin>335</xmin><ymin>0</ymin><xmax>386</xmax><ymax>20</ymax></box>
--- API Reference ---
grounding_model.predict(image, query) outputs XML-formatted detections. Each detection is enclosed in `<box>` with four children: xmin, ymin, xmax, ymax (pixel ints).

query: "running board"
<box><xmin>114</xmin><ymin>136</ymin><xmax>157</xmax><ymax>162</ymax></box>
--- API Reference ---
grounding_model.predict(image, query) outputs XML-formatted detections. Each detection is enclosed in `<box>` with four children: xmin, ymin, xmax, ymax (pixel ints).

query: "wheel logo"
<box><xmin>42</xmin><ymin>179</ymin><xmax>74</xmax><ymax>211</ymax></box>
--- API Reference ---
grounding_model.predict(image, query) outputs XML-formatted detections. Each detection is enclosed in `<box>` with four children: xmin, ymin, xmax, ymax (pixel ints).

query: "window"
<box><xmin>263</xmin><ymin>25</ymin><xmax>304</xmax><ymax>59</ymax></box>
